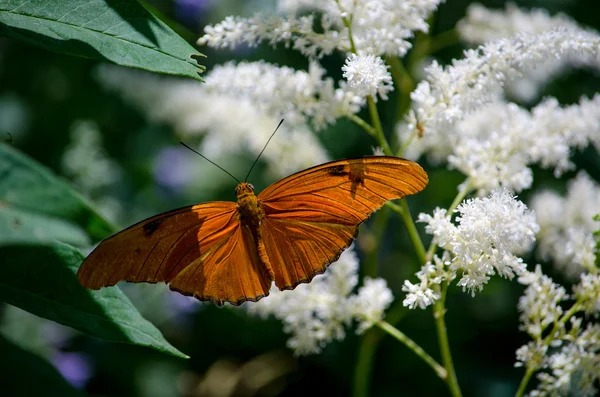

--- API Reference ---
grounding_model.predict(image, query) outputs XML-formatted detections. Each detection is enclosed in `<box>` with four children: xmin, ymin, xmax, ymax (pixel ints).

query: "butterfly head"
<box><xmin>235</xmin><ymin>182</ymin><xmax>256</xmax><ymax>200</ymax></box>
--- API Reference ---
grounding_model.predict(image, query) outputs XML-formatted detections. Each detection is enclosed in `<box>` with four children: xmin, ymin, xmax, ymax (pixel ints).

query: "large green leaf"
<box><xmin>0</xmin><ymin>143</ymin><xmax>113</xmax><ymax>243</ymax></box>
<box><xmin>0</xmin><ymin>0</ymin><xmax>205</xmax><ymax>80</ymax></box>
<box><xmin>0</xmin><ymin>242</ymin><xmax>188</xmax><ymax>358</ymax></box>
<box><xmin>0</xmin><ymin>335</ymin><xmax>84</xmax><ymax>397</ymax></box>
<box><xmin>0</xmin><ymin>206</ymin><xmax>89</xmax><ymax>246</ymax></box>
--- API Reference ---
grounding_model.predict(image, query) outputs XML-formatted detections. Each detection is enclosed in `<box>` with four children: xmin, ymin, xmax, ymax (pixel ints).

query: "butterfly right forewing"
<box><xmin>257</xmin><ymin>156</ymin><xmax>428</xmax><ymax>290</ymax></box>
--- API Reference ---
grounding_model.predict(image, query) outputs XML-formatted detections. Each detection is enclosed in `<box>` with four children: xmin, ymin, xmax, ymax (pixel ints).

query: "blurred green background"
<box><xmin>1</xmin><ymin>0</ymin><xmax>599</xmax><ymax>396</ymax></box>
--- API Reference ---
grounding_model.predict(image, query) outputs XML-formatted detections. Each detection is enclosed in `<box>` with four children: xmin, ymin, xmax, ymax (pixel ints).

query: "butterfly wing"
<box><xmin>257</xmin><ymin>156</ymin><xmax>428</xmax><ymax>290</ymax></box>
<box><xmin>77</xmin><ymin>202</ymin><xmax>272</xmax><ymax>305</ymax></box>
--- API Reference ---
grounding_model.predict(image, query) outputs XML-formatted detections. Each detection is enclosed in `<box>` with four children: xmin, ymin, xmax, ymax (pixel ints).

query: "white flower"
<box><xmin>402</xmin><ymin>253</ymin><xmax>450</xmax><ymax>310</ymax></box>
<box><xmin>530</xmin><ymin>172</ymin><xmax>600</xmax><ymax>278</ymax></box>
<box><xmin>526</xmin><ymin>324</ymin><xmax>600</xmax><ymax>397</ymax></box>
<box><xmin>204</xmin><ymin>60</ymin><xmax>362</xmax><ymax>130</ymax></box>
<box><xmin>515</xmin><ymin>340</ymin><xmax>548</xmax><ymax>369</ymax></box>
<box><xmin>403</xmin><ymin>93</ymin><xmax>600</xmax><ymax>194</ymax></box>
<box><xmin>457</xmin><ymin>4</ymin><xmax>593</xmax><ymax>103</ymax></box>
<box><xmin>457</xmin><ymin>3</ymin><xmax>578</xmax><ymax>45</ymax></box>
<box><xmin>350</xmin><ymin>278</ymin><xmax>393</xmax><ymax>333</ymax></box>
<box><xmin>573</xmin><ymin>273</ymin><xmax>600</xmax><ymax>316</ymax></box>
<box><xmin>249</xmin><ymin>248</ymin><xmax>392</xmax><ymax>355</ymax></box>
<box><xmin>418</xmin><ymin>190</ymin><xmax>538</xmax><ymax>295</ymax></box>
<box><xmin>198</xmin><ymin>13</ymin><xmax>346</xmax><ymax>59</ymax></box>
<box><xmin>340</xmin><ymin>0</ymin><xmax>444</xmax><ymax>57</ymax></box>
<box><xmin>411</xmin><ymin>27</ymin><xmax>600</xmax><ymax>138</ymax></box>
<box><xmin>342</xmin><ymin>54</ymin><xmax>393</xmax><ymax>100</ymax></box>
<box><xmin>517</xmin><ymin>265</ymin><xmax>568</xmax><ymax>339</ymax></box>
<box><xmin>198</xmin><ymin>0</ymin><xmax>445</xmax><ymax>58</ymax></box>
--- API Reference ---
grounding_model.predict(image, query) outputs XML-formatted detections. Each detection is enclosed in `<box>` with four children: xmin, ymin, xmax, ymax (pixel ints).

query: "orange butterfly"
<box><xmin>78</xmin><ymin>156</ymin><xmax>428</xmax><ymax>306</ymax></box>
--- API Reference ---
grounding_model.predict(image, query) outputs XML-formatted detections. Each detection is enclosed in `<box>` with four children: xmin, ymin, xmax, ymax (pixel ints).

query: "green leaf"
<box><xmin>0</xmin><ymin>242</ymin><xmax>188</xmax><ymax>359</ymax></box>
<box><xmin>0</xmin><ymin>0</ymin><xmax>205</xmax><ymax>80</ymax></box>
<box><xmin>0</xmin><ymin>206</ymin><xmax>89</xmax><ymax>246</ymax></box>
<box><xmin>0</xmin><ymin>335</ymin><xmax>84</xmax><ymax>397</ymax></box>
<box><xmin>0</xmin><ymin>143</ymin><xmax>114</xmax><ymax>243</ymax></box>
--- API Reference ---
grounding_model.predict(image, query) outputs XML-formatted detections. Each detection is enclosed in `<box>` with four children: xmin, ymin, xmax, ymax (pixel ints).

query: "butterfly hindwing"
<box><xmin>258</xmin><ymin>156</ymin><xmax>428</xmax><ymax>290</ymax></box>
<box><xmin>169</xmin><ymin>221</ymin><xmax>272</xmax><ymax>306</ymax></box>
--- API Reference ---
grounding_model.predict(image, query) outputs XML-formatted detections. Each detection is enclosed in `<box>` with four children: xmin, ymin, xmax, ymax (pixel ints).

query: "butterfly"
<box><xmin>78</xmin><ymin>156</ymin><xmax>428</xmax><ymax>306</ymax></box>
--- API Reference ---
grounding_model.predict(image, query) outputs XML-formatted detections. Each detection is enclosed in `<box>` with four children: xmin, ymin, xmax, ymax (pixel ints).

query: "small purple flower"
<box><xmin>52</xmin><ymin>351</ymin><xmax>93</xmax><ymax>389</ymax></box>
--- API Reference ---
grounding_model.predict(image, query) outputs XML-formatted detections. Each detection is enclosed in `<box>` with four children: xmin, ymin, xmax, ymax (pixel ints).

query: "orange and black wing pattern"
<box><xmin>257</xmin><ymin>156</ymin><xmax>428</xmax><ymax>290</ymax></box>
<box><xmin>77</xmin><ymin>202</ymin><xmax>272</xmax><ymax>305</ymax></box>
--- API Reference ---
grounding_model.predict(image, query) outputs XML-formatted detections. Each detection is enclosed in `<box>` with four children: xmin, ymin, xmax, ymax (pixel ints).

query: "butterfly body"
<box><xmin>78</xmin><ymin>156</ymin><xmax>428</xmax><ymax>306</ymax></box>
<box><xmin>235</xmin><ymin>182</ymin><xmax>264</xmax><ymax>227</ymax></box>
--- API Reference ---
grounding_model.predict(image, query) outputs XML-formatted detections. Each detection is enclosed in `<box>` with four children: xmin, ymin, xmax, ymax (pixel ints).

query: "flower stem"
<box><xmin>433</xmin><ymin>284</ymin><xmax>463</xmax><ymax>397</ymax></box>
<box><xmin>515</xmin><ymin>366</ymin><xmax>536</xmax><ymax>397</ymax></box>
<box><xmin>388</xmin><ymin>201</ymin><xmax>427</xmax><ymax>265</ymax></box>
<box><xmin>428</xmin><ymin>29</ymin><xmax>460</xmax><ymax>54</ymax></box>
<box><xmin>363</xmin><ymin>206</ymin><xmax>391</xmax><ymax>279</ymax></box>
<box><xmin>352</xmin><ymin>327</ymin><xmax>380</xmax><ymax>397</ymax></box>
<box><xmin>377</xmin><ymin>321</ymin><xmax>447</xmax><ymax>380</ymax></box>
<box><xmin>348</xmin><ymin>113</ymin><xmax>378</xmax><ymax>139</ymax></box>
<box><xmin>367</xmin><ymin>95</ymin><xmax>392</xmax><ymax>155</ymax></box>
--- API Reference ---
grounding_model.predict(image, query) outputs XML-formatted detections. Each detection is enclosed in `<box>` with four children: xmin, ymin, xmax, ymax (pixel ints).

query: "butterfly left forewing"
<box><xmin>78</xmin><ymin>202</ymin><xmax>272</xmax><ymax>305</ymax></box>
<box><xmin>258</xmin><ymin>156</ymin><xmax>428</xmax><ymax>290</ymax></box>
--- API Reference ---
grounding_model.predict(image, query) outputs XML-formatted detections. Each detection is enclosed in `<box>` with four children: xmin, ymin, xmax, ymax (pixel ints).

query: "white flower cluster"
<box><xmin>204</xmin><ymin>60</ymin><xmax>362</xmax><ymax>129</ymax></box>
<box><xmin>402</xmin><ymin>253</ymin><xmax>450</xmax><ymax>309</ymax></box>
<box><xmin>95</xmin><ymin>65</ymin><xmax>330</xmax><ymax>178</ymax></box>
<box><xmin>249</xmin><ymin>249</ymin><xmax>393</xmax><ymax>355</ymax></box>
<box><xmin>410</xmin><ymin>190</ymin><xmax>538</xmax><ymax>304</ymax></box>
<box><xmin>400</xmin><ymin>48</ymin><xmax>600</xmax><ymax>195</ymax></box>
<box><xmin>530</xmin><ymin>172</ymin><xmax>600</xmax><ymax>279</ymax></box>
<box><xmin>515</xmin><ymin>266</ymin><xmax>600</xmax><ymax>396</ymax></box>
<box><xmin>457</xmin><ymin>3</ymin><xmax>594</xmax><ymax>103</ymax></box>
<box><xmin>342</xmin><ymin>54</ymin><xmax>394</xmax><ymax>100</ymax></box>
<box><xmin>516</xmin><ymin>265</ymin><xmax>568</xmax><ymax>339</ymax></box>
<box><xmin>457</xmin><ymin>3</ymin><xmax>579</xmax><ymax>45</ymax></box>
<box><xmin>447</xmin><ymin>96</ymin><xmax>600</xmax><ymax>195</ymax></box>
<box><xmin>410</xmin><ymin>27</ymin><xmax>600</xmax><ymax>137</ymax></box>
<box><xmin>198</xmin><ymin>0</ymin><xmax>444</xmax><ymax>58</ymax></box>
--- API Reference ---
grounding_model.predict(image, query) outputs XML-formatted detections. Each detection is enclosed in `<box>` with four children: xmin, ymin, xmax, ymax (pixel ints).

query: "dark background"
<box><xmin>1</xmin><ymin>0</ymin><xmax>599</xmax><ymax>396</ymax></box>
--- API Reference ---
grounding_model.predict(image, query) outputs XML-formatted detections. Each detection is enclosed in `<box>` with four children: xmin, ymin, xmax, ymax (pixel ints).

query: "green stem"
<box><xmin>352</xmin><ymin>304</ymin><xmax>409</xmax><ymax>397</ymax></box>
<box><xmin>353</xmin><ymin>327</ymin><xmax>380</xmax><ymax>397</ymax></box>
<box><xmin>348</xmin><ymin>113</ymin><xmax>378</xmax><ymax>139</ymax></box>
<box><xmin>433</xmin><ymin>284</ymin><xmax>463</xmax><ymax>397</ymax></box>
<box><xmin>363</xmin><ymin>206</ymin><xmax>391</xmax><ymax>279</ymax></box>
<box><xmin>377</xmin><ymin>321</ymin><xmax>447</xmax><ymax>380</ymax></box>
<box><xmin>428</xmin><ymin>29</ymin><xmax>460</xmax><ymax>54</ymax></box>
<box><xmin>367</xmin><ymin>96</ymin><xmax>392</xmax><ymax>155</ymax></box>
<box><xmin>387</xmin><ymin>201</ymin><xmax>427</xmax><ymax>265</ymax></box>
<box><xmin>515</xmin><ymin>367</ymin><xmax>536</xmax><ymax>397</ymax></box>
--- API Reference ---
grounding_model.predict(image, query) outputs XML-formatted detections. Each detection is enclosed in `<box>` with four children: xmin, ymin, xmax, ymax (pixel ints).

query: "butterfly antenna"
<box><xmin>180</xmin><ymin>142</ymin><xmax>241</xmax><ymax>184</ymax></box>
<box><xmin>244</xmin><ymin>119</ymin><xmax>284</xmax><ymax>182</ymax></box>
